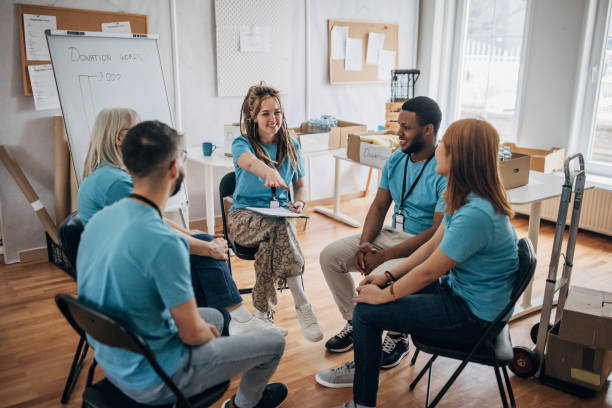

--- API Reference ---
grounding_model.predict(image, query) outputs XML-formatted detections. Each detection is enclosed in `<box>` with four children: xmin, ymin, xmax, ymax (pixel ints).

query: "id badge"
<box><xmin>394</xmin><ymin>213</ymin><xmax>404</xmax><ymax>230</ymax></box>
<box><xmin>270</xmin><ymin>200</ymin><xmax>280</xmax><ymax>209</ymax></box>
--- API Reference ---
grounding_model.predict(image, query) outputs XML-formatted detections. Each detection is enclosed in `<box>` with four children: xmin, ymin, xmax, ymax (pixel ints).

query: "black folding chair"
<box><xmin>408</xmin><ymin>238</ymin><xmax>537</xmax><ymax>408</ymax></box>
<box><xmin>55</xmin><ymin>294</ymin><xmax>230</xmax><ymax>408</ymax></box>
<box><xmin>57</xmin><ymin>211</ymin><xmax>88</xmax><ymax>403</ymax></box>
<box><xmin>219</xmin><ymin>171</ymin><xmax>301</xmax><ymax>294</ymax></box>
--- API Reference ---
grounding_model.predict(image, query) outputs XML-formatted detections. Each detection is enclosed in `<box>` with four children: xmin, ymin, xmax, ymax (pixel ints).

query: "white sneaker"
<box><xmin>296</xmin><ymin>303</ymin><xmax>323</xmax><ymax>342</ymax></box>
<box><xmin>255</xmin><ymin>310</ymin><xmax>289</xmax><ymax>336</ymax></box>
<box><xmin>229</xmin><ymin>316</ymin><xmax>279</xmax><ymax>336</ymax></box>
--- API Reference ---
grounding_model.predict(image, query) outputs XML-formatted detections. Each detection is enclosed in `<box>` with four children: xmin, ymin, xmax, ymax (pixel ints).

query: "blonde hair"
<box><xmin>239</xmin><ymin>83</ymin><xmax>300</xmax><ymax>174</ymax></box>
<box><xmin>82</xmin><ymin>108</ymin><xmax>140</xmax><ymax>178</ymax></box>
<box><xmin>442</xmin><ymin>118</ymin><xmax>513</xmax><ymax>217</ymax></box>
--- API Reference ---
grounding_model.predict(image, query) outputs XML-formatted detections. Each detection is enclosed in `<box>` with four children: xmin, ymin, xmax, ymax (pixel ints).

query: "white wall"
<box><xmin>0</xmin><ymin>0</ymin><xmax>418</xmax><ymax>263</ymax></box>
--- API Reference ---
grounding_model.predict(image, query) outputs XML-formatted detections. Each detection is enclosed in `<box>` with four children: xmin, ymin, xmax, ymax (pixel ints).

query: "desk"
<box><xmin>187</xmin><ymin>147</ymin><xmax>342</xmax><ymax>234</ymax></box>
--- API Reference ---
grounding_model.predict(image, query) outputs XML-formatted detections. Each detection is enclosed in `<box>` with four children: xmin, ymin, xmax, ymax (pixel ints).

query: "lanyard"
<box><xmin>398</xmin><ymin>152</ymin><xmax>434</xmax><ymax>211</ymax></box>
<box><xmin>129</xmin><ymin>194</ymin><xmax>162</xmax><ymax>218</ymax></box>
<box><xmin>271</xmin><ymin>187</ymin><xmax>278</xmax><ymax>201</ymax></box>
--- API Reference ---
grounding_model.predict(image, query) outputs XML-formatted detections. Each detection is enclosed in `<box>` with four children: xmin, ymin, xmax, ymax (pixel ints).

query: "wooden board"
<box><xmin>17</xmin><ymin>3</ymin><xmax>148</xmax><ymax>96</ymax></box>
<box><xmin>328</xmin><ymin>19</ymin><xmax>399</xmax><ymax>84</ymax></box>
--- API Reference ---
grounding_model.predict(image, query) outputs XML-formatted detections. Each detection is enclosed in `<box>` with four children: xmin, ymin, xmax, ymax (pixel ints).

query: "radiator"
<box><xmin>512</xmin><ymin>188</ymin><xmax>612</xmax><ymax>237</ymax></box>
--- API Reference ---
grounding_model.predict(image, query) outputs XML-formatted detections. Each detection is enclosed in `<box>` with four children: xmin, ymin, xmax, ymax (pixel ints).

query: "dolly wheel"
<box><xmin>509</xmin><ymin>346</ymin><xmax>539</xmax><ymax>378</ymax></box>
<box><xmin>530</xmin><ymin>323</ymin><xmax>552</xmax><ymax>344</ymax></box>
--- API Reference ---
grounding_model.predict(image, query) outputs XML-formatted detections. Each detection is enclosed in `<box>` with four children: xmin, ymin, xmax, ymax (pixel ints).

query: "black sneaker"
<box><xmin>222</xmin><ymin>383</ymin><xmax>288</xmax><ymax>408</ymax></box>
<box><xmin>381</xmin><ymin>333</ymin><xmax>409</xmax><ymax>369</ymax></box>
<box><xmin>325</xmin><ymin>321</ymin><xmax>353</xmax><ymax>353</ymax></box>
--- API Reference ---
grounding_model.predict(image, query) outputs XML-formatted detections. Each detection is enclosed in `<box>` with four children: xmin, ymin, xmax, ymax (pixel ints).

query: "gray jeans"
<box><xmin>113</xmin><ymin>308</ymin><xmax>285</xmax><ymax>407</ymax></box>
<box><xmin>320</xmin><ymin>227</ymin><xmax>414</xmax><ymax>321</ymax></box>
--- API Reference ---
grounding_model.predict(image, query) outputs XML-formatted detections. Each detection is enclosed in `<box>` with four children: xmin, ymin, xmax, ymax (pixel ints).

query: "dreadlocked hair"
<box><xmin>239</xmin><ymin>82</ymin><xmax>300</xmax><ymax>174</ymax></box>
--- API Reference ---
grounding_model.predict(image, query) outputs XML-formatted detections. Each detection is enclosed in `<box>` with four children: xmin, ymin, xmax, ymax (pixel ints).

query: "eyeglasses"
<box><xmin>119</xmin><ymin>127</ymin><xmax>131</xmax><ymax>132</ymax></box>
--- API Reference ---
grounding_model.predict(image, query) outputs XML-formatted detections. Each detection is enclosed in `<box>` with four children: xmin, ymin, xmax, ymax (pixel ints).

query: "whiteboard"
<box><xmin>215</xmin><ymin>0</ymin><xmax>291</xmax><ymax>96</ymax></box>
<box><xmin>46</xmin><ymin>30</ymin><xmax>187</xmax><ymax>211</ymax></box>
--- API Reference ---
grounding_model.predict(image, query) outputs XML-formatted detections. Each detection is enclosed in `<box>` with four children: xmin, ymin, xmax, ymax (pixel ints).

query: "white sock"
<box><xmin>287</xmin><ymin>276</ymin><xmax>310</xmax><ymax>308</ymax></box>
<box><xmin>229</xmin><ymin>305</ymin><xmax>252</xmax><ymax>323</ymax></box>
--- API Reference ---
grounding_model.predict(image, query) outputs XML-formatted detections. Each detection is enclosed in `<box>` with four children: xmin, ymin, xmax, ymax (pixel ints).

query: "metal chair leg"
<box><xmin>425</xmin><ymin>359</ymin><xmax>433</xmax><ymax>407</ymax></box>
<box><xmin>410</xmin><ymin>347</ymin><xmax>420</xmax><ymax>366</ymax></box>
<box><xmin>427</xmin><ymin>354</ymin><xmax>472</xmax><ymax>408</ymax></box>
<box><xmin>60</xmin><ymin>336</ymin><xmax>89</xmax><ymax>403</ymax></box>
<box><xmin>493</xmin><ymin>365</ymin><xmax>510</xmax><ymax>408</ymax></box>
<box><xmin>502</xmin><ymin>366</ymin><xmax>516</xmax><ymax>408</ymax></box>
<box><xmin>410</xmin><ymin>354</ymin><xmax>437</xmax><ymax>390</ymax></box>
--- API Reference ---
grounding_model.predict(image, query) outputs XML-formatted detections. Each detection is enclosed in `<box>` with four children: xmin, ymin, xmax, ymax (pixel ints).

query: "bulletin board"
<box><xmin>214</xmin><ymin>0</ymin><xmax>292</xmax><ymax>96</ymax></box>
<box><xmin>328</xmin><ymin>19</ymin><xmax>399</xmax><ymax>84</ymax></box>
<box><xmin>17</xmin><ymin>3</ymin><xmax>148</xmax><ymax>96</ymax></box>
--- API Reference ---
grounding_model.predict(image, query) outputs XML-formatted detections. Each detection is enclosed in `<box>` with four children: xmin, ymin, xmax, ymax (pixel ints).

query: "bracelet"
<box><xmin>389</xmin><ymin>282</ymin><xmax>397</xmax><ymax>301</ymax></box>
<box><xmin>384</xmin><ymin>270</ymin><xmax>395</xmax><ymax>283</ymax></box>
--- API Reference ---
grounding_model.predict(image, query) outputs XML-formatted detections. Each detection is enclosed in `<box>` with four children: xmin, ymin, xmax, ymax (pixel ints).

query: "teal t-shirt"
<box><xmin>439</xmin><ymin>193</ymin><xmax>519</xmax><ymax>322</ymax></box>
<box><xmin>76</xmin><ymin>199</ymin><xmax>193</xmax><ymax>390</ymax></box>
<box><xmin>379</xmin><ymin>150</ymin><xmax>447</xmax><ymax>235</ymax></box>
<box><xmin>77</xmin><ymin>164</ymin><xmax>133</xmax><ymax>225</ymax></box>
<box><xmin>230</xmin><ymin>135</ymin><xmax>304</xmax><ymax>210</ymax></box>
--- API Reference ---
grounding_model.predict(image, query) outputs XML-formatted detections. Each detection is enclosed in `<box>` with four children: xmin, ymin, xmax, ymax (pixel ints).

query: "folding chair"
<box><xmin>219</xmin><ymin>171</ymin><xmax>301</xmax><ymax>294</ymax></box>
<box><xmin>57</xmin><ymin>211</ymin><xmax>88</xmax><ymax>403</ymax></box>
<box><xmin>55</xmin><ymin>293</ymin><xmax>230</xmax><ymax>408</ymax></box>
<box><xmin>408</xmin><ymin>238</ymin><xmax>537</xmax><ymax>408</ymax></box>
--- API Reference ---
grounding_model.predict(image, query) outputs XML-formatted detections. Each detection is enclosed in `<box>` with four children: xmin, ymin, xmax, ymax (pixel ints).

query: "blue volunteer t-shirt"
<box><xmin>379</xmin><ymin>150</ymin><xmax>447</xmax><ymax>235</ymax></box>
<box><xmin>439</xmin><ymin>193</ymin><xmax>519</xmax><ymax>322</ymax></box>
<box><xmin>230</xmin><ymin>135</ymin><xmax>305</xmax><ymax>210</ymax></box>
<box><xmin>77</xmin><ymin>199</ymin><xmax>193</xmax><ymax>390</ymax></box>
<box><xmin>77</xmin><ymin>164</ymin><xmax>133</xmax><ymax>225</ymax></box>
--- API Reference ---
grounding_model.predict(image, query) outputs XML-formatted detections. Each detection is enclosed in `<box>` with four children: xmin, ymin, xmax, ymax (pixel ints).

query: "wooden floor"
<box><xmin>1</xmin><ymin>196</ymin><xmax>611</xmax><ymax>408</ymax></box>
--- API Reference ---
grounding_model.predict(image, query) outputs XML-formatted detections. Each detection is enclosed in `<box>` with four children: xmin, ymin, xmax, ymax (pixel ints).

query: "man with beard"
<box><xmin>316</xmin><ymin>97</ymin><xmax>447</xmax><ymax>386</ymax></box>
<box><xmin>77</xmin><ymin>120</ymin><xmax>289</xmax><ymax>407</ymax></box>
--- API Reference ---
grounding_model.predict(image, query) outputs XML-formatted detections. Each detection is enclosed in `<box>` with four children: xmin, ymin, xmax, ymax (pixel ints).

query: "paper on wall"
<box><xmin>377</xmin><ymin>49</ymin><xmax>396</xmax><ymax>80</ymax></box>
<box><xmin>101</xmin><ymin>21</ymin><xmax>132</xmax><ymax>33</ymax></box>
<box><xmin>345</xmin><ymin>38</ymin><xmax>363</xmax><ymax>71</ymax></box>
<box><xmin>331</xmin><ymin>26</ymin><xmax>348</xmax><ymax>60</ymax></box>
<box><xmin>240</xmin><ymin>26</ymin><xmax>271</xmax><ymax>53</ymax></box>
<box><xmin>23</xmin><ymin>14</ymin><xmax>56</xmax><ymax>61</ymax></box>
<box><xmin>366</xmin><ymin>32</ymin><xmax>385</xmax><ymax>65</ymax></box>
<box><xmin>27</xmin><ymin>64</ymin><xmax>60</xmax><ymax>111</ymax></box>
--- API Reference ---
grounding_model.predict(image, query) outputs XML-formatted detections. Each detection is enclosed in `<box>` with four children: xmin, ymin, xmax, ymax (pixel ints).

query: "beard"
<box><xmin>171</xmin><ymin>169</ymin><xmax>184</xmax><ymax>197</ymax></box>
<box><xmin>401</xmin><ymin>129</ymin><xmax>426</xmax><ymax>155</ymax></box>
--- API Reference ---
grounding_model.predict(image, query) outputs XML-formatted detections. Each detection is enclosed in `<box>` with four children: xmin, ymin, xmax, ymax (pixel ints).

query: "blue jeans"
<box><xmin>117</xmin><ymin>308</ymin><xmax>286</xmax><ymax>407</ymax></box>
<box><xmin>190</xmin><ymin>234</ymin><xmax>242</xmax><ymax>335</ymax></box>
<box><xmin>352</xmin><ymin>276</ymin><xmax>495</xmax><ymax>407</ymax></box>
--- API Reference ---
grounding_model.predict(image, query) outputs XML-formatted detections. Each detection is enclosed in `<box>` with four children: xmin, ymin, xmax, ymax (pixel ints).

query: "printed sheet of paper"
<box><xmin>331</xmin><ymin>26</ymin><xmax>348</xmax><ymax>60</ymax></box>
<box><xmin>101</xmin><ymin>21</ymin><xmax>132</xmax><ymax>33</ymax></box>
<box><xmin>246</xmin><ymin>207</ymin><xmax>309</xmax><ymax>219</ymax></box>
<box><xmin>240</xmin><ymin>26</ymin><xmax>271</xmax><ymax>53</ymax></box>
<box><xmin>23</xmin><ymin>14</ymin><xmax>56</xmax><ymax>61</ymax></box>
<box><xmin>366</xmin><ymin>32</ymin><xmax>385</xmax><ymax>65</ymax></box>
<box><xmin>377</xmin><ymin>49</ymin><xmax>396</xmax><ymax>80</ymax></box>
<box><xmin>345</xmin><ymin>38</ymin><xmax>363</xmax><ymax>71</ymax></box>
<box><xmin>27</xmin><ymin>64</ymin><xmax>60</xmax><ymax>111</ymax></box>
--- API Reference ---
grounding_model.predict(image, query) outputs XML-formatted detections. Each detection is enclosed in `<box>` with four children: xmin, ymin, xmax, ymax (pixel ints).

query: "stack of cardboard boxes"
<box><xmin>545</xmin><ymin>286</ymin><xmax>612</xmax><ymax>391</ymax></box>
<box><xmin>384</xmin><ymin>101</ymin><xmax>403</xmax><ymax>132</ymax></box>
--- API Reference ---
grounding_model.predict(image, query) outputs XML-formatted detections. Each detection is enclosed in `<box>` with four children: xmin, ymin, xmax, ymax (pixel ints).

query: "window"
<box><xmin>454</xmin><ymin>0</ymin><xmax>528</xmax><ymax>140</ymax></box>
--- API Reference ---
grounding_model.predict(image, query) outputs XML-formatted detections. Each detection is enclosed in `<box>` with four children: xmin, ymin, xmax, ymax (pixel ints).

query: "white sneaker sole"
<box><xmin>315</xmin><ymin>373</ymin><xmax>353</xmax><ymax>388</ymax></box>
<box><xmin>325</xmin><ymin>343</ymin><xmax>354</xmax><ymax>353</ymax></box>
<box><xmin>381</xmin><ymin>349</ymin><xmax>409</xmax><ymax>369</ymax></box>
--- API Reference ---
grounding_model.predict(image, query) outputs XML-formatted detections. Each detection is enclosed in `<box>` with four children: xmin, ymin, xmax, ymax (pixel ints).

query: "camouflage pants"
<box><xmin>228</xmin><ymin>209</ymin><xmax>304</xmax><ymax>313</ymax></box>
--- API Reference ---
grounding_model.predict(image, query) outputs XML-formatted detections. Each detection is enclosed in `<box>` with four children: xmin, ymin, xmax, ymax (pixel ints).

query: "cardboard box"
<box><xmin>559</xmin><ymin>286</ymin><xmax>612</xmax><ymax>350</ymax></box>
<box><xmin>545</xmin><ymin>324</ymin><xmax>612</xmax><ymax>391</ymax></box>
<box><xmin>224</xmin><ymin>123</ymin><xmax>242</xmax><ymax>157</ymax></box>
<box><xmin>293</xmin><ymin>120</ymin><xmax>366</xmax><ymax>151</ymax></box>
<box><xmin>499</xmin><ymin>152</ymin><xmax>530</xmax><ymax>189</ymax></box>
<box><xmin>502</xmin><ymin>143</ymin><xmax>565</xmax><ymax>173</ymax></box>
<box><xmin>346</xmin><ymin>131</ymin><xmax>399</xmax><ymax>169</ymax></box>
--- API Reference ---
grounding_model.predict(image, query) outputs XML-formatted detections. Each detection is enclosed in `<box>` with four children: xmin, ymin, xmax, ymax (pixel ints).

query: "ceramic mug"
<box><xmin>202</xmin><ymin>142</ymin><xmax>218</xmax><ymax>156</ymax></box>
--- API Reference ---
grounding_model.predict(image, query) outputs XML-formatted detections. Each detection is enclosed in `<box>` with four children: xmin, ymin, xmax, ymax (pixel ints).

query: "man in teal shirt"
<box><xmin>77</xmin><ymin>120</ymin><xmax>288</xmax><ymax>407</ymax></box>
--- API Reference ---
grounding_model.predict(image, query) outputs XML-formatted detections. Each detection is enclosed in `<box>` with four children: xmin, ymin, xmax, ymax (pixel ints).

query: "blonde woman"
<box><xmin>77</xmin><ymin>108</ymin><xmax>266</xmax><ymax>336</ymax></box>
<box><xmin>228</xmin><ymin>83</ymin><xmax>323</xmax><ymax>342</ymax></box>
<box><xmin>322</xmin><ymin>118</ymin><xmax>519</xmax><ymax>408</ymax></box>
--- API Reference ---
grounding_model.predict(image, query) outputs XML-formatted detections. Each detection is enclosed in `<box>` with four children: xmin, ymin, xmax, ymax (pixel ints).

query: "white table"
<box><xmin>187</xmin><ymin>146</ymin><xmax>342</xmax><ymax>235</ymax></box>
<box><xmin>187</xmin><ymin>147</ymin><xmax>234</xmax><ymax>234</ymax></box>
